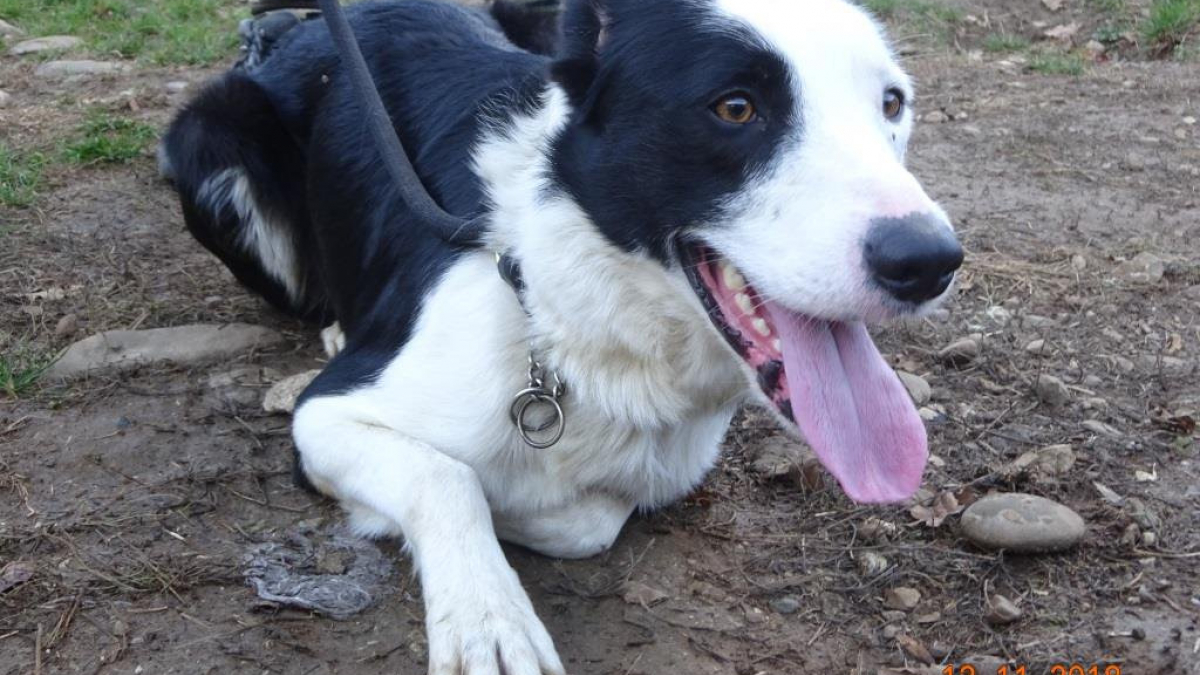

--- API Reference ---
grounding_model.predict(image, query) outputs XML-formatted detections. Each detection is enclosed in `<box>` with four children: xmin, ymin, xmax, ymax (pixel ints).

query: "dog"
<box><xmin>161</xmin><ymin>0</ymin><xmax>963</xmax><ymax>672</ymax></box>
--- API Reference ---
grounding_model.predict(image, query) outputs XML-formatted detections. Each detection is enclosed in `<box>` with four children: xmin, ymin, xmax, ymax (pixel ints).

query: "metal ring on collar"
<box><xmin>513</xmin><ymin>392</ymin><xmax>565</xmax><ymax>450</ymax></box>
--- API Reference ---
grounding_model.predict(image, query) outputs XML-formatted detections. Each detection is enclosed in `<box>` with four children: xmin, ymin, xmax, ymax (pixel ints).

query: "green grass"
<box><xmin>64</xmin><ymin>112</ymin><xmax>157</xmax><ymax>165</ymax></box>
<box><xmin>0</xmin><ymin>144</ymin><xmax>47</xmax><ymax>209</ymax></box>
<box><xmin>859</xmin><ymin>0</ymin><xmax>963</xmax><ymax>44</ymax></box>
<box><xmin>1029</xmin><ymin>53</ymin><xmax>1087</xmax><ymax>75</ymax></box>
<box><xmin>0</xmin><ymin>350</ymin><xmax>53</xmax><ymax>399</ymax></box>
<box><xmin>0</xmin><ymin>0</ymin><xmax>244</xmax><ymax>65</ymax></box>
<box><xmin>1142</xmin><ymin>0</ymin><xmax>1200</xmax><ymax>53</ymax></box>
<box><xmin>983</xmin><ymin>33</ymin><xmax>1031</xmax><ymax>53</ymax></box>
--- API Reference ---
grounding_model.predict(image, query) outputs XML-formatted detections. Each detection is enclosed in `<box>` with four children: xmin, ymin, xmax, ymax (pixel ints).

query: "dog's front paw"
<box><xmin>425</xmin><ymin>573</ymin><xmax>564</xmax><ymax>675</ymax></box>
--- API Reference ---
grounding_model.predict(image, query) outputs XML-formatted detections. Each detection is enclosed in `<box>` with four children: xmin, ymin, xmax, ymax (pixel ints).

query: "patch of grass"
<box><xmin>0</xmin><ymin>144</ymin><xmax>47</xmax><ymax>209</ymax></box>
<box><xmin>1141</xmin><ymin>0</ymin><xmax>1200</xmax><ymax>54</ymax></box>
<box><xmin>983</xmin><ymin>33</ymin><xmax>1031</xmax><ymax>53</ymax></box>
<box><xmin>64</xmin><ymin>112</ymin><xmax>157</xmax><ymax>166</ymax></box>
<box><xmin>0</xmin><ymin>350</ymin><xmax>53</xmax><ymax>399</ymax></box>
<box><xmin>1029</xmin><ymin>52</ymin><xmax>1087</xmax><ymax>75</ymax></box>
<box><xmin>860</xmin><ymin>0</ymin><xmax>963</xmax><ymax>45</ymax></box>
<box><xmin>0</xmin><ymin>0</ymin><xmax>244</xmax><ymax>65</ymax></box>
<box><xmin>1088</xmin><ymin>0</ymin><xmax>1129</xmax><ymax>16</ymax></box>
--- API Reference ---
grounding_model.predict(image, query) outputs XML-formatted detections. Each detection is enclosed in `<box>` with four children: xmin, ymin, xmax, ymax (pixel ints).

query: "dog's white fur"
<box><xmin>293</xmin><ymin>1</ymin><xmax>944</xmax><ymax>672</ymax></box>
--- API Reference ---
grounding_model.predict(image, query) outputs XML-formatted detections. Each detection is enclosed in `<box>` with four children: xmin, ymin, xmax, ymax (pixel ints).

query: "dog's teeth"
<box><xmin>735</xmin><ymin>293</ymin><xmax>755</xmax><ymax>316</ymax></box>
<box><xmin>772</xmin><ymin>339</ymin><xmax>782</xmax><ymax>353</ymax></box>
<box><xmin>722</xmin><ymin>263</ymin><xmax>748</xmax><ymax>291</ymax></box>
<box><xmin>753</xmin><ymin>318</ymin><xmax>771</xmax><ymax>337</ymax></box>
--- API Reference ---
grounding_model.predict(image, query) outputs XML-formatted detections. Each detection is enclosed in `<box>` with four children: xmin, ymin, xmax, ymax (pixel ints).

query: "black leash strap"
<box><xmin>316</xmin><ymin>0</ymin><xmax>485</xmax><ymax>246</ymax></box>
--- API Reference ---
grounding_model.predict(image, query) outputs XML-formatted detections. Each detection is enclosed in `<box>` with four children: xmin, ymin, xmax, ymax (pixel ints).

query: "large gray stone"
<box><xmin>10</xmin><ymin>35</ymin><xmax>81</xmax><ymax>56</ymax></box>
<box><xmin>961</xmin><ymin>493</ymin><xmax>1085</xmax><ymax>553</ymax></box>
<box><xmin>0</xmin><ymin>19</ymin><xmax>23</xmax><ymax>39</ymax></box>
<box><xmin>34</xmin><ymin>60</ymin><xmax>130</xmax><ymax>80</ymax></box>
<box><xmin>48</xmin><ymin>324</ymin><xmax>285</xmax><ymax>379</ymax></box>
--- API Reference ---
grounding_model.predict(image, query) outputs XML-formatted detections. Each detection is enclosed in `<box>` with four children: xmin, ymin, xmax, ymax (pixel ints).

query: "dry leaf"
<box><xmin>985</xmin><ymin>594</ymin><xmax>1023</xmax><ymax>625</ymax></box>
<box><xmin>909</xmin><ymin>490</ymin><xmax>963</xmax><ymax>527</ymax></box>
<box><xmin>895</xmin><ymin>634</ymin><xmax>935</xmax><ymax>664</ymax></box>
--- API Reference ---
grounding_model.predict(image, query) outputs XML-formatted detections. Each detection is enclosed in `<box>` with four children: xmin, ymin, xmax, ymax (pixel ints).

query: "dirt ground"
<box><xmin>2</xmin><ymin>2</ymin><xmax>1199</xmax><ymax>674</ymax></box>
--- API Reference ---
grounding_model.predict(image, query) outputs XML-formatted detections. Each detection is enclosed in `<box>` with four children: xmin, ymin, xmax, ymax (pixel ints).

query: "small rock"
<box><xmin>769</xmin><ymin>596</ymin><xmax>802</xmax><ymax>615</ymax></box>
<box><xmin>1123</xmin><ymin>498</ymin><xmax>1160</xmax><ymax>531</ymax></box>
<box><xmin>857</xmin><ymin>552</ymin><xmax>889</xmax><ymax>576</ymax></box>
<box><xmin>165</xmin><ymin>80</ymin><xmax>190</xmax><ymax>94</ymax></box>
<box><xmin>940</xmin><ymin>337</ymin><xmax>980</xmax><ymax>366</ymax></box>
<box><xmin>48</xmin><ymin>324</ymin><xmax>285</xmax><ymax>379</ymax></box>
<box><xmin>35</xmin><ymin>60</ymin><xmax>131</xmax><ymax>80</ymax></box>
<box><xmin>1082</xmin><ymin>419</ymin><xmax>1122</xmax><ymax>438</ymax></box>
<box><xmin>1044</xmin><ymin>22</ymin><xmax>1080</xmax><ymax>40</ymax></box>
<box><xmin>621</xmin><ymin>581</ymin><xmax>669</xmax><ymax>607</ymax></box>
<box><xmin>263</xmin><ymin>370</ymin><xmax>321</xmax><ymax>415</ymax></box>
<box><xmin>1136</xmin><ymin>355</ymin><xmax>1195</xmax><ymax>378</ymax></box>
<box><xmin>985</xmin><ymin>305</ymin><xmax>1012</xmax><ymax>326</ymax></box>
<box><xmin>897</xmin><ymin>371</ymin><xmax>932</xmax><ymax>406</ymax></box>
<box><xmin>924</xmin><ymin>110</ymin><xmax>949</xmax><ymax>123</ymax></box>
<box><xmin>0</xmin><ymin>19</ymin><xmax>24</xmax><ymax>38</ymax></box>
<box><xmin>1035</xmin><ymin>374</ymin><xmax>1071</xmax><ymax>407</ymax></box>
<box><xmin>1033</xmin><ymin>445</ymin><xmax>1076</xmax><ymax>476</ymax></box>
<box><xmin>1071</xmin><ymin>254</ymin><xmax>1088</xmax><ymax>271</ymax></box>
<box><xmin>918</xmin><ymin>406</ymin><xmax>945</xmax><ymax>423</ymax></box>
<box><xmin>1114</xmin><ymin>252</ymin><xmax>1165</xmax><ymax>284</ymax></box>
<box><xmin>961</xmin><ymin>493</ymin><xmax>1086</xmax><ymax>553</ymax></box>
<box><xmin>54</xmin><ymin>313</ymin><xmax>79</xmax><ymax>338</ymax></box>
<box><xmin>0</xmin><ymin>91</ymin><xmax>11</xmax><ymax>108</ymax></box>
<box><xmin>881</xmin><ymin>624</ymin><xmax>902</xmax><ymax>641</ymax></box>
<box><xmin>1083</xmin><ymin>40</ymin><xmax>1106</xmax><ymax>57</ymax></box>
<box><xmin>883</xmin><ymin>587</ymin><xmax>921</xmax><ymax>611</ymax></box>
<box><xmin>9</xmin><ymin>35</ymin><xmax>82</xmax><ymax>56</ymax></box>
<box><xmin>985</xmin><ymin>594</ymin><xmax>1023</xmax><ymax>625</ymax></box>
<box><xmin>1025</xmin><ymin>339</ymin><xmax>1047</xmax><ymax>355</ymax></box>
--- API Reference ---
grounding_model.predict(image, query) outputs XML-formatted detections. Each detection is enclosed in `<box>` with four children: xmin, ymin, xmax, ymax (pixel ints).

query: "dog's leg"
<box><xmin>319</xmin><ymin>322</ymin><xmax>344</xmax><ymax>359</ymax></box>
<box><xmin>295</xmin><ymin>397</ymin><xmax>565</xmax><ymax>675</ymax></box>
<box><xmin>494</xmin><ymin>493</ymin><xmax>634</xmax><ymax>560</ymax></box>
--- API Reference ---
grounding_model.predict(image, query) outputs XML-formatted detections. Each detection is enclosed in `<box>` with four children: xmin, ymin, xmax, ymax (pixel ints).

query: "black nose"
<box><xmin>864</xmin><ymin>214</ymin><xmax>964</xmax><ymax>304</ymax></box>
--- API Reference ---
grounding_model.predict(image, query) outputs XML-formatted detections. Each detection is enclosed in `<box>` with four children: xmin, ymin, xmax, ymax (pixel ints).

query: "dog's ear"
<box><xmin>549</xmin><ymin>0</ymin><xmax>610</xmax><ymax>106</ymax></box>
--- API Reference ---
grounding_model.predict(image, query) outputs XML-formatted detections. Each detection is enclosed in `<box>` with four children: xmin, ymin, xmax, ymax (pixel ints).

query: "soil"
<box><xmin>2</xmin><ymin>4</ymin><xmax>1198</xmax><ymax>675</ymax></box>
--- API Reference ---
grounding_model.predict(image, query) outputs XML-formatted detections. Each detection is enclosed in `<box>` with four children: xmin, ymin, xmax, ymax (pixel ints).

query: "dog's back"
<box><xmin>161</xmin><ymin>0</ymin><xmax>550</xmax><ymax>325</ymax></box>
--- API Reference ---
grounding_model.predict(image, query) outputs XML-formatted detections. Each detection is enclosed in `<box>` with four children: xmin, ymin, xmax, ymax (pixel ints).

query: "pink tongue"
<box><xmin>765</xmin><ymin>303</ymin><xmax>928</xmax><ymax>503</ymax></box>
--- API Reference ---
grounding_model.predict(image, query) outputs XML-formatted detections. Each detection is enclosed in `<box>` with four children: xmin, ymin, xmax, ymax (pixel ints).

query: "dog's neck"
<box><xmin>477</xmin><ymin>87</ymin><xmax>746</xmax><ymax>428</ymax></box>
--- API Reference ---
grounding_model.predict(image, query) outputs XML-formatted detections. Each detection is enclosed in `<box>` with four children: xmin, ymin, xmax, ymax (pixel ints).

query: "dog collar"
<box><xmin>496</xmin><ymin>252</ymin><xmax>567</xmax><ymax>450</ymax></box>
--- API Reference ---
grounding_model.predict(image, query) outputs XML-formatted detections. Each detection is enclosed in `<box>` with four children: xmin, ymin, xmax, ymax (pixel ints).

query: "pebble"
<box><xmin>1025</xmin><ymin>339</ymin><xmax>1047</xmax><ymax>355</ymax></box>
<box><xmin>985</xmin><ymin>594</ymin><xmax>1023</xmax><ymax>625</ymax></box>
<box><xmin>1123</xmin><ymin>498</ymin><xmax>1160</xmax><ymax>531</ymax></box>
<box><xmin>1114</xmin><ymin>252</ymin><xmax>1165</xmax><ymax>284</ymax></box>
<box><xmin>165</xmin><ymin>80</ymin><xmax>190</xmax><ymax>94</ymax></box>
<box><xmin>35</xmin><ymin>60</ymin><xmax>130</xmax><ymax>80</ymax></box>
<box><xmin>924</xmin><ymin>110</ymin><xmax>949</xmax><ymax>123</ymax></box>
<box><xmin>0</xmin><ymin>90</ymin><xmax>11</xmax><ymax>108</ymax></box>
<box><xmin>769</xmin><ymin>596</ymin><xmax>802</xmax><ymax>615</ymax></box>
<box><xmin>9</xmin><ymin>35</ymin><xmax>81</xmax><ymax>55</ymax></box>
<box><xmin>857</xmin><ymin>551</ymin><xmax>889</xmax><ymax>576</ymax></box>
<box><xmin>1035</xmin><ymin>374</ymin><xmax>1072</xmax><ymax>407</ymax></box>
<box><xmin>960</xmin><ymin>493</ymin><xmax>1086</xmax><ymax>553</ymax></box>
<box><xmin>1082</xmin><ymin>419</ymin><xmax>1122</xmax><ymax>438</ymax></box>
<box><xmin>897</xmin><ymin>371</ymin><xmax>932</xmax><ymax>406</ymax></box>
<box><xmin>263</xmin><ymin>370</ymin><xmax>322</xmax><ymax>415</ymax></box>
<box><xmin>939</xmin><ymin>337</ymin><xmax>980</xmax><ymax>366</ymax></box>
<box><xmin>883</xmin><ymin>587</ymin><xmax>922</xmax><ymax>611</ymax></box>
<box><xmin>621</xmin><ymin>581</ymin><xmax>669</xmax><ymax>607</ymax></box>
<box><xmin>1135</xmin><ymin>355</ymin><xmax>1195</xmax><ymax>378</ymax></box>
<box><xmin>54</xmin><ymin>313</ymin><xmax>79</xmax><ymax>339</ymax></box>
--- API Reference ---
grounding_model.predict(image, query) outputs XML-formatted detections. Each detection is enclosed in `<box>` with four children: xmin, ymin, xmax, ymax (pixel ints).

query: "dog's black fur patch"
<box><xmin>164</xmin><ymin>0</ymin><xmax>801</xmax><ymax>402</ymax></box>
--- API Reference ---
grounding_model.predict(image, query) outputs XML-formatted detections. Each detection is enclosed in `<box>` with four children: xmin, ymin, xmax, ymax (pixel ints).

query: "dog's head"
<box><xmin>547</xmin><ymin>0</ymin><xmax>962</xmax><ymax>503</ymax></box>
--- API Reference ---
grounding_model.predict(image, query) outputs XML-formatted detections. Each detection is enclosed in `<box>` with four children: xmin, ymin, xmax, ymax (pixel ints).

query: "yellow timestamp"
<box><xmin>940</xmin><ymin>662</ymin><xmax>1118</xmax><ymax>667</ymax></box>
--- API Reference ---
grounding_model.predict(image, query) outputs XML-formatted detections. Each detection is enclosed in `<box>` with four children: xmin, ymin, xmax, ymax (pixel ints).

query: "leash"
<box><xmin>316</xmin><ymin>0</ymin><xmax>567</xmax><ymax>448</ymax></box>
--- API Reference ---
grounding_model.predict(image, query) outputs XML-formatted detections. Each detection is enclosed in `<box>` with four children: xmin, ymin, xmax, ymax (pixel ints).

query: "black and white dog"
<box><xmin>162</xmin><ymin>0</ymin><xmax>962</xmax><ymax>672</ymax></box>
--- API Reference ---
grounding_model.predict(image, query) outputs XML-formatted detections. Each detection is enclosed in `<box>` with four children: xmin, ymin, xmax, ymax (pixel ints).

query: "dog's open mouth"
<box><xmin>683</xmin><ymin>244</ymin><xmax>929</xmax><ymax>504</ymax></box>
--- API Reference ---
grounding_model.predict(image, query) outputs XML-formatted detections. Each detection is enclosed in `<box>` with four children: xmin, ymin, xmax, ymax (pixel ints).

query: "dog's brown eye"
<box><xmin>883</xmin><ymin>88</ymin><xmax>905</xmax><ymax>120</ymax></box>
<box><xmin>712</xmin><ymin>94</ymin><xmax>758</xmax><ymax>125</ymax></box>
